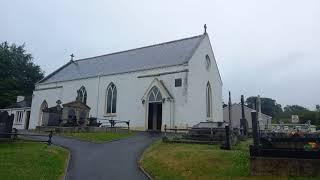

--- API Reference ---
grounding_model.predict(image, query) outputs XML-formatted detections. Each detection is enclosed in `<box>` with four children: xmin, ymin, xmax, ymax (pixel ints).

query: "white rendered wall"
<box><xmin>29</xmin><ymin>65</ymin><xmax>189</xmax><ymax>130</ymax></box>
<box><xmin>186</xmin><ymin>34</ymin><xmax>223</xmax><ymax>126</ymax></box>
<box><xmin>29</xmin><ymin>35</ymin><xmax>223</xmax><ymax>130</ymax></box>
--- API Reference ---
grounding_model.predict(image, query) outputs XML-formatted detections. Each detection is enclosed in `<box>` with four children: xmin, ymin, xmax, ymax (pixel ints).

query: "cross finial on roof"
<box><xmin>204</xmin><ymin>24</ymin><xmax>207</xmax><ymax>34</ymax></box>
<box><xmin>70</xmin><ymin>54</ymin><xmax>74</xmax><ymax>61</ymax></box>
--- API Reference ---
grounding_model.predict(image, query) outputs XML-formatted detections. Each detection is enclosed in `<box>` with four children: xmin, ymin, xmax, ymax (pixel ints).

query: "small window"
<box><xmin>15</xmin><ymin>111</ymin><xmax>23</xmax><ymax>123</ymax></box>
<box><xmin>175</xmin><ymin>78</ymin><xmax>182</xmax><ymax>87</ymax></box>
<box><xmin>205</xmin><ymin>55</ymin><xmax>211</xmax><ymax>70</ymax></box>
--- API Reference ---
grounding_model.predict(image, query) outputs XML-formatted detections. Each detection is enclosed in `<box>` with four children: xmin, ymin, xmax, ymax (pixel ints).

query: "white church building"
<box><xmin>29</xmin><ymin>31</ymin><xmax>223</xmax><ymax>131</ymax></box>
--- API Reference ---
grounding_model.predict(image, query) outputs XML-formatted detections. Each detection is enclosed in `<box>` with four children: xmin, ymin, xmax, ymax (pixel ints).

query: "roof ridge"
<box><xmin>74</xmin><ymin>34</ymin><xmax>205</xmax><ymax>62</ymax></box>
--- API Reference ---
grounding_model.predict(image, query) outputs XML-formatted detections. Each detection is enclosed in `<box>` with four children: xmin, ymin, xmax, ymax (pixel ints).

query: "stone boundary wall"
<box><xmin>36</xmin><ymin>126</ymin><xmax>130</xmax><ymax>133</ymax></box>
<box><xmin>251</xmin><ymin>157</ymin><xmax>320</xmax><ymax>176</ymax></box>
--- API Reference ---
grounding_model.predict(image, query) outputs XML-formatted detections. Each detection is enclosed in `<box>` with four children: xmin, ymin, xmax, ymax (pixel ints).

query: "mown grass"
<box><xmin>141</xmin><ymin>140</ymin><xmax>318</xmax><ymax>180</ymax></box>
<box><xmin>0</xmin><ymin>141</ymin><xmax>69</xmax><ymax>180</ymax></box>
<box><xmin>60</xmin><ymin>131</ymin><xmax>135</xmax><ymax>143</ymax></box>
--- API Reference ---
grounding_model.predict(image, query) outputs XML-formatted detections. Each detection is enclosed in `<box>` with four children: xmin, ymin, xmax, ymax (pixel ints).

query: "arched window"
<box><xmin>39</xmin><ymin>100</ymin><xmax>48</xmax><ymax>126</ymax></box>
<box><xmin>106</xmin><ymin>83</ymin><xmax>117</xmax><ymax>114</ymax></box>
<box><xmin>205</xmin><ymin>55</ymin><xmax>211</xmax><ymax>70</ymax></box>
<box><xmin>206</xmin><ymin>82</ymin><xmax>212</xmax><ymax>118</ymax></box>
<box><xmin>77</xmin><ymin>86</ymin><xmax>87</xmax><ymax>104</ymax></box>
<box><xmin>149</xmin><ymin>86</ymin><xmax>162</xmax><ymax>102</ymax></box>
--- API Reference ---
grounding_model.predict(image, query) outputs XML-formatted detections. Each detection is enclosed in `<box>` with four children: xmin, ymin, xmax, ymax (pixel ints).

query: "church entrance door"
<box><xmin>147</xmin><ymin>86</ymin><xmax>163</xmax><ymax>131</ymax></box>
<box><xmin>148</xmin><ymin>102</ymin><xmax>162</xmax><ymax>131</ymax></box>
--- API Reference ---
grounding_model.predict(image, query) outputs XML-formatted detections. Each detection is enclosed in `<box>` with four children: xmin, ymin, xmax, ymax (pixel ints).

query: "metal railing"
<box><xmin>96</xmin><ymin>118</ymin><xmax>130</xmax><ymax>129</ymax></box>
<box><xmin>0</xmin><ymin>128</ymin><xmax>53</xmax><ymax>145</ymax></box>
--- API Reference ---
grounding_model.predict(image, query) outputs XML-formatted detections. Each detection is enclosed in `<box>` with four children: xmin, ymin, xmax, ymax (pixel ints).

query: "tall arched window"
<box><xmin>39</xmin><ymin>100</ymin><xmax>48</xmax><ymax>126</ymax></box>
<box><xmin>149</xmin><ymin>86</ymin><xmax>162</xmax><ymax>102</ymax></box>
<box><xmin>206</xmin><ymin>82</ymin><xmax>212</xmax><ymax>118</ymax></box>
<box><xmin>77</xmin><ymin>86</ymin><xmax>87</xmax><ymax>104</ymax></box>
<box><xmin>106</xmin><ymin>83</ymin><xmax>117</xmax><ymax>114</ymax></box>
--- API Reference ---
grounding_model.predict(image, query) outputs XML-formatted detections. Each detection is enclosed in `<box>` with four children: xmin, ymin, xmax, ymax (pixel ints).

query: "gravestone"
<box><xmin>0</xmin><ymin>111</ymin><xmax>14</xmax><ymax>138</ymax></box>
<box><xmin>240</xmin><ymin>95</ymin><xmax>248</xmax><ymax>136</ymax></box>
<box><xmin>249</xmin><ymin>98</ymin><xmax>320</xmax><ymax>176</ymax></box>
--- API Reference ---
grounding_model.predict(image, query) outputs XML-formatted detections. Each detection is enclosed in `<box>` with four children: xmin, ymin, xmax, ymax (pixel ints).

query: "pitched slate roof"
<box><xmin>7</xmin><ymin>97</ymin><xmax>32</xmax><ymax>109</ymax></box>
<box><xmin>39</xmin><ymin>34</ymin><xmax>206</xmax><ymax>84</ymax></box>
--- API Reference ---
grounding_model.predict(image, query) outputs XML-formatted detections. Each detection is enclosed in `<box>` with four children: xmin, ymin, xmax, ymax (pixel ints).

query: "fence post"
<box><xmin>210</xmin><ymin>128</ymin><xmax>213</xmax><ymax>141</ymax></box>
<box><xmin>127</xmin><ymin>120</ymin><xmax>130</xmax><ymax>130</ymax></box>
<box><xmin>48</xmin><ymin>131</ymin><xmax>53</xmax><ymax>145</ymax></box>
<box><xmin>174</xmin><ymin>126</ymin><xmax>177</xmax><ymax>134</ymax></box>
<box><xmin>13</xmin><ymin>128</ymin><xmax>18</xmax><ymax>140</ymax></box>
<box><xmin>164</xmin><ymin>124</ymin><xmax>167</xmax><ymax>137</ymax></box>
<box><xmin>225</xmin><ymin>125</ymin><xmax>231</xmax><ymax>150</ymax></box>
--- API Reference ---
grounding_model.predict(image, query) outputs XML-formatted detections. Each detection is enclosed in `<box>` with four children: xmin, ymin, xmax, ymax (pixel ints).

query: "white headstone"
<box><xmin>291</xmin><ymin>115</ymin><xmax>299</xmax><ymax>123</ymax></box>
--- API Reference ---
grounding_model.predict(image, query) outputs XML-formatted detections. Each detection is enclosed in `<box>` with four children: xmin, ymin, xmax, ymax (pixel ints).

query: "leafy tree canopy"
<box><xmin>0</xmin><ymin>42</ymin><xmax>44</xmax><ymax>108</ymax></box>
<box><xmin>283</xmin><ymin>105</ymin><xmax>309</xmax><ymax>114</ymax></box>
<box><xmin>245</xmin><ymin>96</ymin><xmax>283</xmax><ymax>117</ymax></box>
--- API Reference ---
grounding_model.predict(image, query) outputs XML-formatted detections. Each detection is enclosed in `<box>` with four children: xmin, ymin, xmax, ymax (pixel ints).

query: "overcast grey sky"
<box><xmin>1</xmin><ymin>0</ymin><xmax>319</xmax><ymax>109</ymax></box>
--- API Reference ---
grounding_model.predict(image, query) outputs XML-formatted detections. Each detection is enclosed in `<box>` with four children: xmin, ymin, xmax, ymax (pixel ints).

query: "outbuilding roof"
<box><xmin>39</xmin><ymin>34</ymin><xmax>206</xmax><ymax>84</ymax></box>
<box><xmin>7</xmin><ymin>97</ymin><xmax>32</xmax><ymax>109</ymax></box>
<box><xmin>223</xmin><ymin>103</ymin><xmax>272</xmax><ymax>119</ymax></box>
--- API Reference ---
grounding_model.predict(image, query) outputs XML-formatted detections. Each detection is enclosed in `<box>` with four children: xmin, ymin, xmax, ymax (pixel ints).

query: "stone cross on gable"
<box><xmin>70</xmin><ymin>54</ymin><xmax>74</xmax><ymax>61</ymax></box>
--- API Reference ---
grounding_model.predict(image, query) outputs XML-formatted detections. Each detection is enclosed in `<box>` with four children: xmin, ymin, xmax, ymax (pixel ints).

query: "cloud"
<box><xmin>0</xmin><ymin>0</ymin><xmax>319</xmax><ymax>109</ymax></box>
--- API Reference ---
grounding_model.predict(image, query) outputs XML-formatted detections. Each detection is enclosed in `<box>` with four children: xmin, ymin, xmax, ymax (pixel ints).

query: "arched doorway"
<box><xmin>148</xmin><ymin>86</ymin><xmax>162</xmax><ymax>131</ymax></box>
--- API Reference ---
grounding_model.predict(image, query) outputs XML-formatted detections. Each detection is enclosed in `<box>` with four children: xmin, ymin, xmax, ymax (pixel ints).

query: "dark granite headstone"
<box><xmin>0</xmin><ymin>111</ymin><xmax>14</xmax><ymax>138</ymax></box>
<box><xmin>240</xmin><ymin>95</ymin><xmax>248</xmax><ymax>135</ymax></box>
<box><xmin>251</xmin><ymin>111</ymin><xmax>260</xmax><ymax>146</ymax></box>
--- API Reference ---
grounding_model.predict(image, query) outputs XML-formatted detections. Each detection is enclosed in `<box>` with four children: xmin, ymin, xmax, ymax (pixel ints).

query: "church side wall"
<box><xmin>186</xmin><ymin>35</ymin><xmax>223</xmax><ymax>125</ymax></box>
<box><xmin>29</xmin><ymin>78</ymin><xmax>99</xmax><ymax>129</ymax></box>
<box><xmin>29</xmin><ymin>66</ymin><xmax>188</xmax><ymax>130</ymax></box>
<box><xmin>96</xmin><ymin>66</ymin><xmax>188</xmax><ymax>130</ymax></box>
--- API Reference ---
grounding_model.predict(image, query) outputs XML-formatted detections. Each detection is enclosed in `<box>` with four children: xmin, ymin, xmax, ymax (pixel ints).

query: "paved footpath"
<box><xmin>28</xmin><ymin>132</ymin><xmax>160</xmax><ymax>180</ymax></box>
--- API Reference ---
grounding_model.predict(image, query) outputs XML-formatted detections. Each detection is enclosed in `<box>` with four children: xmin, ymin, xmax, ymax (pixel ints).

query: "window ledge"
<box><xmin>104</xmin><ymin>113</ymin><xmax>117</xmax><ymax>117</ymax></box>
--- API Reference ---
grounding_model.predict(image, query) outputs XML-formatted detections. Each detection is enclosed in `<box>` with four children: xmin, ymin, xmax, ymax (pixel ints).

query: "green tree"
<box><xmin>0</xmin><ymin>42</ymin><xmax>44</xmax><ymax>108</ymax></box>
<box><xmin>245</xmin><ymin>96</ymin><xmax>283</xmax><ymax>117</ymax></box>
<box><xmin>283</xmin><ymin>105</ymin><xmax>309</xmax><ymax>114</ymax></box>
<box><xmin>316</xmin><ymin>105</ymin><xmax>320</xmax><ymax>112</ymax></box>
<box><xmin>299</xmin><ymin>111</ymin><xmax>320</xmax><ymax>127</ymax></box>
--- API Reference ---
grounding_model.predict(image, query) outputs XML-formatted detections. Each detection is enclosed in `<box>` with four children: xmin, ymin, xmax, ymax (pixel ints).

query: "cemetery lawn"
<box><xmin>140</xmin><ymin>140</ymin><xmax>318</xmax><ymax>180</ymax></box>
<box><xmin>60</xmin><ymin>131</ymin><xmax>135</xmax><ymax>143</ymax></box>
<box><xmin>0</xmin><ymin>141</ymin><xmax>68</xmax><ymax>180</ymax></box>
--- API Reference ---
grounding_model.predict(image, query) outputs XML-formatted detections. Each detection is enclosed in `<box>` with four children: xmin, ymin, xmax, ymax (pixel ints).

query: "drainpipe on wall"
<box><xmin>169</xmin><ymin>99</ymin><xmax>172</xmax><ymax>128</ymax></box>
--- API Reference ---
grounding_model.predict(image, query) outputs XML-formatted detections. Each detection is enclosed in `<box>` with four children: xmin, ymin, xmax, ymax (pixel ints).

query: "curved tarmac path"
<box><xmin>30</xmin><ymin>132</ymin><xmax>160</xmax><ymax>180</ymax></box>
